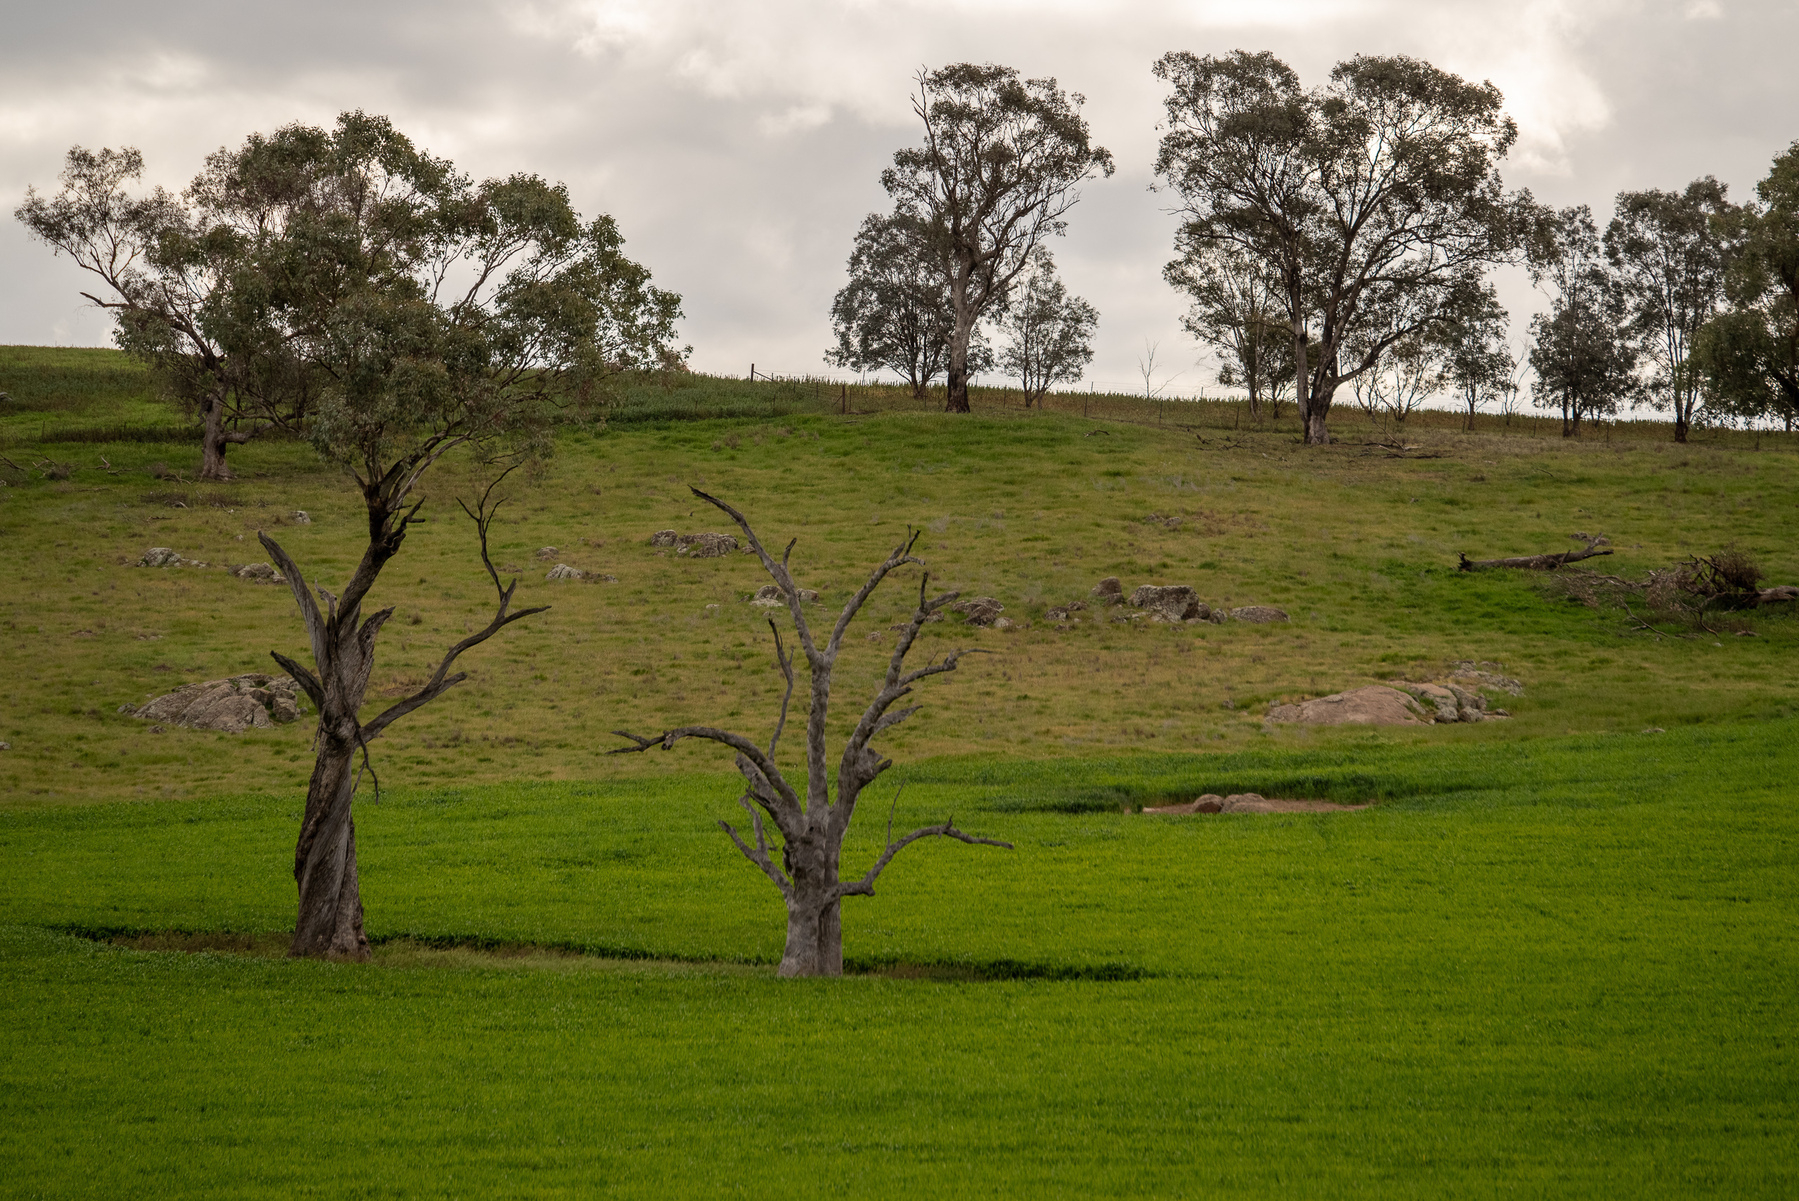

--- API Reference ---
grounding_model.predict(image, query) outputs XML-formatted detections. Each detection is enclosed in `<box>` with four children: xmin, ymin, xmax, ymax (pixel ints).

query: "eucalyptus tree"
<box><xmin>1529</xmin><ymin>206</ymin><xmax>1639</xmax><ymax>436</ymax></box>
<box><xmin>1153</xmin><ymin>50</ymin><xmax>1539</xmax><ymax>445</ymax></box>
<box><xmin>883</xmin><ymin>62</ymin><xmax>1113</xmax><ymax>413</ymax></box>
<box><xmin>1166</xmin><ymin>243</ymin><xmax>1292</xmax><ymax>419</ymax></box>
<box><xmin>826</xmin><ymin>211</ymin><xmax>959</xmax><ymax>398</ymax></box>
<box><xmin>16</xmin><ymin>147</ymin><xmax>311</xmax><ymax>478</ymax></box>
<box><xmin>1436</xmin><ymin>284</ymin><xmax>1514</xmax><ymax>430</ymax></box>
<box><xmin>1695</xmin><ymin>143</ymin><xmax>1799</xmax><ymax>431</ymax></box>
<box><xmin>1605</xmin><ymin>178</ymin><xmax>1732</xmax><ymax>442</ymax></box>
<box><xmin>196</xmin><ymin>111</ymin><xmax>683</xmax><ymax>959</ymax></box>
<box><xmin>997</xmin><ymin>251</ymin><xmax>1098</xmax><ymax>406</ymax></box>
<box><xmin>615</xmin><ymin>491</ymin><xmax>1010</xmax><ymax>978</ymax></box>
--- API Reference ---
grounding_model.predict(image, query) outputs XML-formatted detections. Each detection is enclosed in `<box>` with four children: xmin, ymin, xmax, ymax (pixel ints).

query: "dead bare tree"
<box><xmin>260</xmin><ymin>471</ymin><xmax>547</xmax><ymax>960</ymax></box>
<box><xmin>613</xmin><ymin>488</ymin><xmax>1011</xmax><ymax>977</ymax></box>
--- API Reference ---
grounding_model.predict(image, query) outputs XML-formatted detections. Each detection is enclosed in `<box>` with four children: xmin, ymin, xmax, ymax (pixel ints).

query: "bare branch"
<box><xmin>720</xmin><ymin>818</ymin><xmax>794</xmax><ymax>898</ymax></box>
<box><xmin>766</xmin><ymin>620</ymin><xmax>796</xmax><ymax>758</ymax></box>
<box><xmin>610</xmin><ymin>725</ymin><xmax>802</xmax><ymax>818</ymax></box>
<box><xmin>361</xmin><ymin>474</ymin><xmax>548</xmax><ymax>740</ymax></box>
<box><xmin>837</xmin><ymin>815</ymin><xmax>1013</xmax><ymax>899</ymax></box>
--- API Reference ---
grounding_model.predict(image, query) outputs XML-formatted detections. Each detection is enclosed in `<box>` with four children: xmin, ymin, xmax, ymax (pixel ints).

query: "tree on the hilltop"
<box><xmin>614</xmin><ymin>490</ymin><xmax>1010</xmax><ymax>978</ymax></box>
<box><xmin>188</xmin><ymin>111</ymin><xmax>682</xmax><ymax>959</ymax></box>
<box><xmin>16</xmin><ymin>148</ymin><xmax>310</xmax><ymax>479</ymax></box>
<box><xmin>883</xmin><ymin>62</ymin><xmax>1113</xmax><ymax>414</ymax></box>
<box><xmin>1529</xmin><ymin>205</ymin><xmax>1639</xmax><ymax>437</ymax></box>
<box><xmin>826</xmin><ymin>211</ymin><xmax>962</xmax><ymax>398</ymax></box>
<box><xmin>1605</xmin><ymin>178</ymin><xmax>1732</xmax><ymax>442</ymax></box>
<box><xmin>1436</xmin><ymin>284</ymin><xmax>1513</xmax><ymax>431</ymax></box>
<box><xmin>1347</xmin><ymin>328</ymin><xmax>1443</xmax><ymax>425</ymax></box>
<box><xmin>1694</xmin><ymin>143</ymin><xmax>1799</xmax><ymax>432</ymax></box>
<box><xmin>997</xmin><ymin>251</ymin><xmax>1098</xmax><ymax>406</ymax></box>
<box><xmin>1167</xmin><ymin>243</ymin><xmax>1293</xmax><ymax>420</ymax></box>
<box><xmin>1153</xmin><ymin>50</ymin><xmax>1540</xmax><ymax>446</ymax></box>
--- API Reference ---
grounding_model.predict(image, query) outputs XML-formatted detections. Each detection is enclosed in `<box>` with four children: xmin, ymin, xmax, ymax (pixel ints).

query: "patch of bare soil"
<box><xmin>1142</xmin><ymin>793</ymin><xmax>1371</xmax><ymax>815</ymax></box>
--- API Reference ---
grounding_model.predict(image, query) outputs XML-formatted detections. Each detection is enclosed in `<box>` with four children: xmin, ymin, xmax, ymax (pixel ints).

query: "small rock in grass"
<box><xmin>750</xmin><ymin>584</ymin><xmax>820</xmax><ymax>606</ymax></box>
<box><xmin>545</xmin><ymin>564</ymin><xmax>586</xmax><ymax>581</ymax></box>
<box><xmin>229</xmin><ymin>562</ymin><xmax>285</xmax><ymax>583</ymax></box>
<box><xmin>292</xmin><ymin>511</ymin><xmax>312</xmax><ymax>524</ymax></box>
<box><xmin>1091</xmin><ymin>577</ymin><xmax>1124</xmax><ymax>605</ymax></box>
<box><xmin>534</xmin><ymin>546</ymin><xmax>559</xmax><ymax>561</ymax></box>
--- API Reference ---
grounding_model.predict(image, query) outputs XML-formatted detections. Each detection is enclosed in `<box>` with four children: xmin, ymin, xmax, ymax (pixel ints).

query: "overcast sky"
<box><xmin>2</xmin><ymin>0</ymin><xmax>1794</xmax><ymax>393</ymax></box>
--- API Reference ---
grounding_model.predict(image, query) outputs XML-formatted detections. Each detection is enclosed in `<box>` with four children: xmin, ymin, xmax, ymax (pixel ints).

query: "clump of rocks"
<box><xmin>124</xmin><ymin>674</ymin><xmax>307</xmax><ymax>732</ymax></box>
<box><xmin>1131</xmin><ymin>584</ymin><xmax>1212</xmax><ymax>622</ymax></box>
<box><xmin>139</xmin><ymin>547</ymin><xmax>208</xmax><ymax>569</ymax></box>
<box><xmin>228</xmin><ymin>562</ymin><xmax>285</xmax><ymax>583</ymax></box>
<box><xmin>1066</xmin><ymin>576</ymin><xmax>1285</xmax><ymax>625</ymax></box>
<box><xmin>650</xmin><ymin>530</ymin><xmax>739</xmax><ymax>558</ymax></box>
<box><xmin>749</xmin><ymin>584</ymin><xmax>821</xmax><ymax>606</ymax></box>
<box><xmin>950</xmin><ymin>596</ymin><xmax>1006</xmax><ymax>627</ymax></box>
<box><xmin>545</xmin><ymin>564</ymin><xmax>617</xmax><ymax>582</ymax></box>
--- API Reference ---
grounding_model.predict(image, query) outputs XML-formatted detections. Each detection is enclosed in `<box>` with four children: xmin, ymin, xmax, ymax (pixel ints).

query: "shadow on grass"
<box><xmin>58</xmin><ymin>925</ymin><xmax>1154</xmax><ymax>982</ymax></box>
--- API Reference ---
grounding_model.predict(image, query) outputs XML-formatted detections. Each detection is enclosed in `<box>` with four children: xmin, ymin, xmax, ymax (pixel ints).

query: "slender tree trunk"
<box><xmin>290</xmin><ymin>720</ymin><xmax>370</xmax><ymax>960</ymax></box>
<box><xmin>1674</xmin><ymin>411</ymin><xmax>1689</xmax><ymax>443</ymax></box>
<box><xmin>199</xmin><ymin>392</ymin><xmax>234</xmax><ymax>481</ymax></box>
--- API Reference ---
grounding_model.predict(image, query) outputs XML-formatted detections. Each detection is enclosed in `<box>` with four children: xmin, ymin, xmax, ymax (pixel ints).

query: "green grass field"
<box><xmin>2</xmin><ymin>347</ymin><xmax>1796</xmax><ymax>1195</ymax></box>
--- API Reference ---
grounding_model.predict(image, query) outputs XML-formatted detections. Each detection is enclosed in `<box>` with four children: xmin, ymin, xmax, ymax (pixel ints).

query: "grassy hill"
<box><xmin>2</xmin><ymin>346</ymin><xmax>1796</xmax><ymax>1194</ymax></box>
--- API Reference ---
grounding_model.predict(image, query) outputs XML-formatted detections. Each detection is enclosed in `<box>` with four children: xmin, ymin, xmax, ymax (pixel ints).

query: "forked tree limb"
<box><xmin>836</xmin><ymin>815</ymin><xmax>1014</xmax><ymax>899</ymax></box>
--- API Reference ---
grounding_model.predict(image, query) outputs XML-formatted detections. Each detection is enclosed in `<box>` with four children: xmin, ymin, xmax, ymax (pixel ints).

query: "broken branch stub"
<box><xmin>612</xmin><ymin>488</ymin><xmax>1011</xmax><ymax>977</ymax></box>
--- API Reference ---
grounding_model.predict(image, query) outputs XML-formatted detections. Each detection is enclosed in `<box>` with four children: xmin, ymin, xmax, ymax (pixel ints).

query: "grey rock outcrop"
<box><xmin>1229</xmin><ymin>605</ymin><xmax>1289</xmax><ymax>624</ymax></box>
<box><xmin>545</xmin><ymin>564</ymin><xmax>585</xmax><ymax>581</ymax></box>
<box><xmin>292</xmin><ymin>511</ymin><xmax>312</xmax><ymax>524</ymax></box>
<box><xmin>534</xmin><ymin>546</ymin><xmax>559</xmax><ymax>561</ymax></box>
<box><xmin>229</xmin><ymin>562</ymin><xmax>284</xmax><ymax>583</ymax></box>
<box><xmin>1267</xmin><ymin>686</ymin><xmax>1430</xmax><ymax>726</ymax></box>
<box><xmin>130</xmin><ymin>674</ymin><xmax>306</xmax><ymax>732</ymax></box>
<box><xmin>1130</xmin><ymin>584</ymin><xmax>1209</xmax><ymax>622</ymax></box>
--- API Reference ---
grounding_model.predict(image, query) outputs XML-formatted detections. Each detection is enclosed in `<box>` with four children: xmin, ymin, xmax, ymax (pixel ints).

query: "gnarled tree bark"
<box><xmin>262</xmin><ymin>472</ymin><xmax>547</xmax><ymax>960</ymax></box>
<box><xmin>614</xmin><ymin>488</ymin><xmax>1011</xmax><ymax>977</ymax></box>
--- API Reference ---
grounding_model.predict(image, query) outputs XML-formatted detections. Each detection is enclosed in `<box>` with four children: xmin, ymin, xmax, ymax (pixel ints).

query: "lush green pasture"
<box><xmin>3</xmin><ymin>723</ymin><xmax>1797</xmax><ymax>1195</ymax></box>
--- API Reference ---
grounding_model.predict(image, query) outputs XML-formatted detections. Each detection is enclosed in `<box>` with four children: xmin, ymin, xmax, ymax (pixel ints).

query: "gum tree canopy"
<box><xmin>17</xmin><ymin>146</ymin><xmax>307</xmax><ymax>479</ymax></box>
<box><xmin>1154</xmin><ymin>51</ymin><xmax>1539</xmax><ymax>445</ymax></box>
<box><xmin>199</xmin><ymin>111</ymin><xmax>679</xmax><ymax>959</ymax></box>
<box><xmin>883</xmin><ymin>62</ymin><xmax>1113</xmax><ymax>415</ymax></box>
<box><xmin>1696</xmin><ymin>142</ymin><xmax>1799</xmax><ymax>431</ymax></box>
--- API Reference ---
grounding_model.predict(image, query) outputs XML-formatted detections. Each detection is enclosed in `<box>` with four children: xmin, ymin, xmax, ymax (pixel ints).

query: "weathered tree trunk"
<box><xmin>945</xmin><ymin>356</ymin><xmax>971</xmax><ymax>413</ymax></box>
<box><xmin>1305</xmin><ymin>405</ymin><xmax>1331</xmax><ymax>445</ymax></box>
<box><xmin>1458</xmin><ymin>544</ymin><xmax>1613</xmax><ymax>571</ymax></box>
<box><xmin>1674</xmin><ymin>412</ymin><xmax>1690</xmax><ymax>443</ymax></box>
<box><xmin>290</xmin><ymin>724</ymin><xmax>370</xmax><ymax>959</ymax></box>
<box><xmin>261</xmin><ymin>474</ymin><xmax>546</xmax><ymax>962</ymax></box>
<box><xmin>199</xmin><ymin>393</ymin><xmax>234</xmax><ymax>481</ymax></box>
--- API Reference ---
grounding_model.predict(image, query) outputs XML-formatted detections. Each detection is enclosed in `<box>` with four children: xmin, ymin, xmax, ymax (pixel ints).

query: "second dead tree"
<box><xmin>614</xmin><ymin>488</ymin><xmax>1011</xmax><ymax>978</ymax></box>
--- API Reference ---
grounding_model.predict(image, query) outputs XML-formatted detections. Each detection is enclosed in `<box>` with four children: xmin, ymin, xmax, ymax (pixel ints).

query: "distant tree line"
<box><xmin>830</xmin><ymin>54</ymin><xmax>1799</xmax><ymax>442</ymax></box>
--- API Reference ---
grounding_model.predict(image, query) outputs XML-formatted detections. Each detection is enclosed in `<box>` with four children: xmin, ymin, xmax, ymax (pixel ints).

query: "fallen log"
<box><xmin>1460</xmin><ymin>533</ymin><xmax>1613</xmax><ymax>572</ymax></box>
<box><xmin>1760</xmin><ymin>585</ymin><xmax>1799</xmax><ymax>605</ymax></box>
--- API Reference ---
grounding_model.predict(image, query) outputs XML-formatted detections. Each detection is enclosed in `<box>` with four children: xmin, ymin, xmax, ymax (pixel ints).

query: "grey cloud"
<box><xmin>3</xmin><ymin>0</ymin><xmax>1795</xmax><ymax>391</ymax></box>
